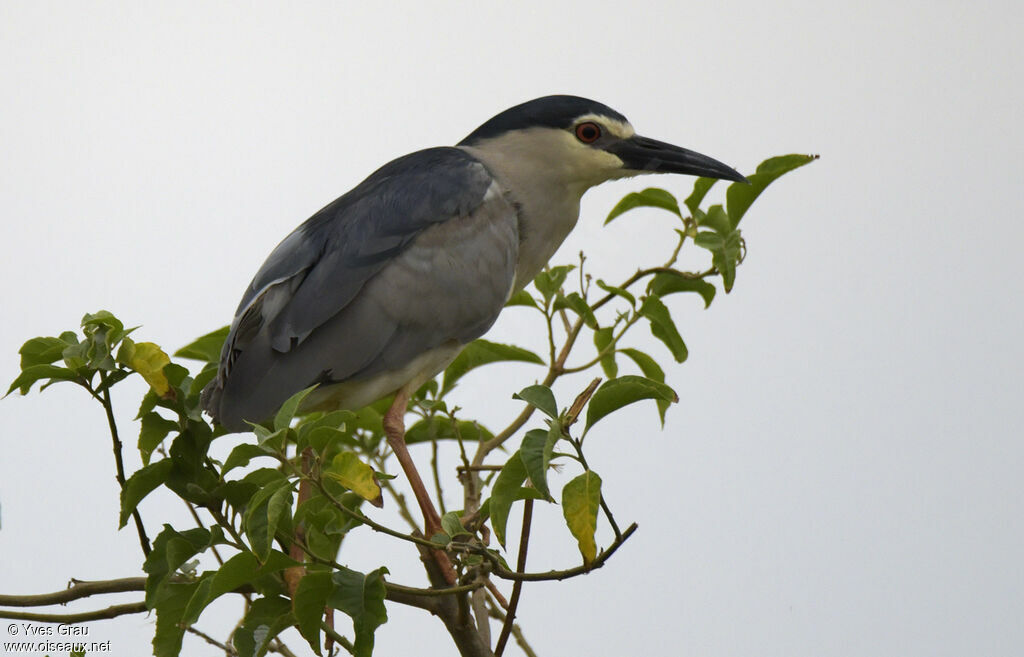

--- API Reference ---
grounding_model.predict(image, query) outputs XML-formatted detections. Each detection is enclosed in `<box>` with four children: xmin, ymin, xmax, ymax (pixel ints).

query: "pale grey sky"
<box><xmin>2</xmin><ymin>2</ymin><xmax>1022</xmax><ymax>656</ymax></box>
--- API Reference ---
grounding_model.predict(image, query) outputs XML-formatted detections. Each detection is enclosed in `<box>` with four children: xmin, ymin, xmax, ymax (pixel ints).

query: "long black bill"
<box><xmin>606</xmin><ymin>135</ymin><xmax>748</xmax><ymax>183</ymax></box>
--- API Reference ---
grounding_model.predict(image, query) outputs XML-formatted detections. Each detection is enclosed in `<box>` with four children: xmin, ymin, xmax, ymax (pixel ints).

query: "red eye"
<box><xmin>575</xmin><ymin>122</ymin><xmax>601</xmax><ymax>143</ymax></box>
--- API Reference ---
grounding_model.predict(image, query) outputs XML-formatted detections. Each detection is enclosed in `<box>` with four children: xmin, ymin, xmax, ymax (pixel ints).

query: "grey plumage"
<box><xmin>202</xmin><ymin>95</ymin><xmax>746</xmax><ymax>432</ymax></box>
<box><xmin>204</xmin><ymin>148</ymin><xmax>517</xmax><ymax>430</ymax></box>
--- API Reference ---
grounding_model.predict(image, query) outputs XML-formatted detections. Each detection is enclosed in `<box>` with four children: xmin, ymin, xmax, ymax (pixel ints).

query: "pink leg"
<box><xmin>383</xmin><ymin>387</ymin><xmax>443</xmax><ymax>538</ymax></box>
<box><xmin>383</xmin><ymin>387</ymin><xmax>457</xmax><ymax>585</ymax></box>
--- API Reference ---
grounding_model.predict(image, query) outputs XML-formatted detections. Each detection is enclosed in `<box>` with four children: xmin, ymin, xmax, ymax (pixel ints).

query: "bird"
<box><xmin>201</xmin><ymin>95</ymin><xmax>746</xmax><ymax>537</ymax></box>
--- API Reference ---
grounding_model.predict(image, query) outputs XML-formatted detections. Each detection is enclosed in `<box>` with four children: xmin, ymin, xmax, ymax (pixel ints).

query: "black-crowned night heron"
<box><xmin>202</xmin><ymin>95</ymin><xmax>745</xmax><ymax>536</ymax></box>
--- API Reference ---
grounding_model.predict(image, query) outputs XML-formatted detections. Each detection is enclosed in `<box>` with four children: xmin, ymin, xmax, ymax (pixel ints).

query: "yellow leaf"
<box><xmin>325</xmin><ymin>452</ymin><xmax>383</xmax><ymax>508</ymax></box>
<box><xmin>128</xmin><ymin>341</ymin><xmax>171</xmax><ymax>397</ymax></box>
<box><xmin>562</xmin><ymin>471</ymin><xmax>601</xmax><ymax>565</ymax></box>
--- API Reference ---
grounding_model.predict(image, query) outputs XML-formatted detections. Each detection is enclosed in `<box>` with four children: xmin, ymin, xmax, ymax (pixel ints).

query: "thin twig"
<box><xmin>494</xmin><ymin>498</ymin><xmax>533</xmax><ymax>657</ymax></box>
<box><xmin>484</xmin><ymin>580</ymin><xmax>509</xmax><ymax>610</ymax></box>
<box><xmin>186</xmin><ymin>626</ymin><xmax>237</xmax><ymax>656</ymax></box>
<box><xmin>185</xmin><ymin>501</ymin><xmax>225</xmax><ymax>566</ymax></box>
<box><xmin>457</xmin><ymin>464</ymin><xmax>504</xmax><ymax>473</ymax></box>
<box><xmin>431</xmin><ymin>439</ymin><xmax>447</xmax><ymax>517</ymax></box>
<box><xmin>94</xmin><ymin>375</ymin><xmax>151</xmax><ymax>557</ymax></box>
<box><xmin>308</xmin><ymin>476</ymin><xmax>439</xmax><ymax>550</ymax></box>
<box><xmin>290</xmin><ymin>535</ymin><xmax>482</xmax><ymax>600</ymax></box>
<box><xmin>208</xmin><ymin>506</ymin><xmax>250</xmax><ymax>552</ymax></box>
<box><xmin>473</xmin><ymin>523</ymin><xmax>638</xmax><ymax>582</ymax></box>
<box><xmin>268</xmin><ymin>640</ymin><xmax>301</xmax><ymax>657</ymax></box>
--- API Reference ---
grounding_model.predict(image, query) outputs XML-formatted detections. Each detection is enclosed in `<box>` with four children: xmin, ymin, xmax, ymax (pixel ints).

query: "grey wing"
<box><xmin>203</xmin><ymin>147</ymin><xmax>519</xmax><ymax>431</ymax></box>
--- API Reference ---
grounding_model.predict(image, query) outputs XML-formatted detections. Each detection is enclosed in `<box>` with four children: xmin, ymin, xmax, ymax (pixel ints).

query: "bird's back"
<box><xmin>202</xmin><ymin>147</ymin><xmax>520</xmax><ymax>430</ymax></box>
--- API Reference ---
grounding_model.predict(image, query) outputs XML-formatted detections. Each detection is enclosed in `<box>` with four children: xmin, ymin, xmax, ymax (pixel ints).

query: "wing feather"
<box><xmin>203</xmin><ymin>147</ymin><xmax>518</xmax><ymax>430</ymax></box>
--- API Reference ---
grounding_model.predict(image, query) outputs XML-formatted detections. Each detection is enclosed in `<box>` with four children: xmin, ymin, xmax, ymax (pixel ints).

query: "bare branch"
<box><xmin>494</xmin><ymin>498</ymin><xmax>533</xmax><ymax>657</ymax></box>
<box><xmin>0</xmin><ymin>577</ymin><xmax>145</xmax><ymax>607</ymax></box>
<box><xmin>0</xmin><ymin>601</ymin><xmax>147</xmax><ymax>623</ymax></box>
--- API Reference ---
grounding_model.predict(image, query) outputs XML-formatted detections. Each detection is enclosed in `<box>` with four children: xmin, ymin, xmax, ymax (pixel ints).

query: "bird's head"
<box><xmin>458</xmin><ymin>95</ymin><xmax>747</xmax><ymax>194</ymax></box>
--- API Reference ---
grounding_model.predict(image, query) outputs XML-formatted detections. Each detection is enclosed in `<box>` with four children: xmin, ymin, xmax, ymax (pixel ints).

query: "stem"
<box><xmin>95</xmin><ymin>374</ymin><xmax>151</xmax><ymax>557</ymax></box>
<box><xmin>494</xmin><ymin>498</ymin><xmax>533</xmax><ymax>657</ymax></box>
<box><xmin>309</xmin><ymin>476</ymin><xmax>440</xmax><ymax>550</ymax></box>
<box><xmin>208</xmin><ymin>506</ymin><xmax>251</xmax><ymax>553</ymax></box>
<box><xmin>321</xmin><ymin>621</ymin><xmax>356</xmax><ymax>655</ymax></box>
<box><xmin>431</xmin><ymin>439</ymin><xmax>447</xmax><ymax>517</ymax></box>
<box><xmin>471</xmin><ymin>523</ymin><xmax>638</xmax><ymax>582</ymax></box>
<box><xmin>559</xmin><ymin>313</ymin><xmax>641</xmax><ymax>375</ymax></box>
<box><xmin>185</xmin><ymin>626</ymin><xmax>237</xmax><ymax>656</ymax></box>
<box><xmin>185</xmin><ymin>501</ymin><xmax>225</xmax><ymax>566</ymax></box>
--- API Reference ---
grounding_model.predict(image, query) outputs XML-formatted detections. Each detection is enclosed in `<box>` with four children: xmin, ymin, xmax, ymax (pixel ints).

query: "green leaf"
<box><xmin>519</xmin><ymin>427</ymin><xmax>560</xmax><ymax>500</ymax></box>
<box><xmin>116</xmin><ymin>340</ymin><xmax>172</xmax><ymax>397</ymax></box>
<box><xmin>273</xmin><ymin>385</ymin><xmax>318</xmax><ymax>431</ymax></box>
<box><xmin>233</xmin><ymin>596</ymin><xmax>294</xmax><ymax>657</ymax></box>
<box><xmin>244</xmin><ymin>477</ymin><xmax>294</xmax><ymax>561</ymax></box>
<box><xmin>595</xmin><ymin>279</ymin><xmax>636</xmax><ymax>306</ymax></box>
<box><xmin>519</xmin><ymin>429</ymin><xmax>548</xmax><ymax>497</ymax></box>
<box><xmin>562</xmin><ymin>471</ymin><xmax>602</xmax><ymax>565</ymax></box>
<box><xmin>181</xmin><ymin>550</ymin><xmax>297</xmax><ymax>626</ymax></box>
<box><xmin>441</xmin><ymin>511</ymin><xmax>472</xmax><ymax>538</ymax></box>
<box><xmin>223</xmin><ymin>443</ymin><xmax>274</xmax><ymax>474</ymax></box>
<box><xmin>442</xmin><ymin>339</ymin><xmax>544</xmax><ymax>394</ymax></box>
<box><xmin>324</xmin><ymin>452</ymin><xmax>384</xmax><ymax>508</ymax></box>
<box><xmin>532</xmin><ymin>265</ymin><xmax>576</xmax><ymax>304</ymax></box>
<box><xmin>488</xmin><ymin>450</ymin><xmax>528</xmax><ymax>546</ymax></box>
<box><xmin>512</xmin><ymin>384</ymin><xmax>558</xmax><ymax>419</ymax></box>
<box><xmin>619</xmin><ymin>349</ymin><xmax>670</xmax><ymax>424</ymax></box>
<box><xmin>715</xmin><ymin>229</ymin><xmax>743</xmax><ymax>292</ymax></box>
<box><xmin>684</xmin><ymin>177</ymin><xmax>718</xmax><ymax>215</ymax></box>
<box><xmin>605</xmin><ymin>187</ymin><xmax>681</xmax><ymax>224</ymax></box>
<box><xmin>81</xmin><ymin>310</ymin><xmax>124</xmax><ymax>333</ymax></box>
<box><xmin>726</xmin><ymin>154</ymin><xmax>818</xmax><ymax>228</ymax></box>
<box><xmin>174</xmin><ymin>326</ymin><xmax>230</xmax><ymax>363</ymax></box>
<box><xmin>585</xmin><ymin>375</ymin><xmax>679</xmax><ymax>433</ymax></box>
<box><xmin>329</xmin><ymin>566</ymin><xmax>389</xmax><ymax>657</ymax></box>
<box><xmin>556</xmin><ymin>291</ymin><xmax>598</xmax><ymax>328</ymax></box>
<box><xmin>639</xmin><ymin>296</ymin><xmax>688</xmax><ymax>363</ymax></box>
<box><xmin>138</xmin><ymin>412</ymin><xmax>179</xmax><ymax>465</ymax></box>
<box><xmin>404</xmin><ymin>416</ymin><xmax>493</xmax><ymax>445</ymax></box>
<box><xmin>151</xmin><ymin>580</ymin><xmax>199</xmax><ymax>657</ymax></box>
<box><xmin>505</xmin><ymin>289</ymin><xmax>539</xmax><ymax>308</ymax></box>
<box><xmin>700</xmin><ymin>204</ymin><xmax>732</xmax><ymax>234</ymax></box>
<box><xmin>693</xmin><ymin>230</ymin><xmax>725</xmax><ymax>251</ymax></box>
<box><xmin>6</xmin><ymin>364</ymin><xmax>79</xmax><ymax>396</ymax></box>
<box><xmin>294</xmin><ymin>571</ymin><xmax>334</xmax><ymax>654</ymax></box>
<box><xmin>144</xmin><ymin>525</ymin><xmax>219</xmax><ymax>607</ymax></box>
<box><xmin>593</xmin><ymin>327</ymin><xmax>617</xmax><ymax>379</ymax></box>
<box><xmin>120</xmin><ymin>459</ymin><xmax>173</xmax><ymax>528</ymax></box>
<box><xmin>18</xmin><ymin>336</ymin><xmax>69</xmax><ymax>368</ymax></box>
<box><xmin>647</xmin><ymin>272</ymin><xmax>716</xmax><ymax>308</ymax></box>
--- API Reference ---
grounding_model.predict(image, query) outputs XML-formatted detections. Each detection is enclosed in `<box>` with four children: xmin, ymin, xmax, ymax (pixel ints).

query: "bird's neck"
<box><xmin>459</xmin><ymin>144</ymin><xmax>587</xmax><ymax>290</ymax></box>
